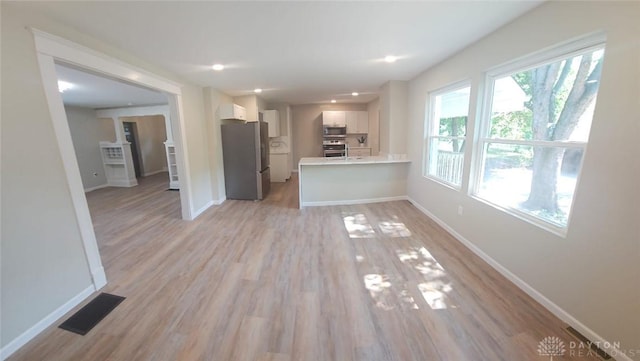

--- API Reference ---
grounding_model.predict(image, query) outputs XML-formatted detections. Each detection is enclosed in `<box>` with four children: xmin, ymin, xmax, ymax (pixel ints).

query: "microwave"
<box><xmin>323</xmin><ymin>125</ymin><xmax>347</xmax><ymax>137</ymax></box>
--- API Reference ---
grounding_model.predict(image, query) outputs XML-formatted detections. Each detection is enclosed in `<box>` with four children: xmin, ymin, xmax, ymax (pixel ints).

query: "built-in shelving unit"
<box><xmin>164</xmin><ymin>141</ymin><xmax>179</xmax><ymax>189</ymax></box>
<box><xmin>99</xmin><ymin>141</ymin><xmax>137</xmax><ymax>187</ymax></box>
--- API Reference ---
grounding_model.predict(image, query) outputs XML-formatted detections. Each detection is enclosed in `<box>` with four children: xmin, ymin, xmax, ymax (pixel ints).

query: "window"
<box><xmin>424</xmin><ymin>84</ymin><xmax>471</xmax><ymax>187</ymax></box>
<box><xmin>473</xmin><ymin>44</ymin><xmax>605</xmax><ymax>233</ymax></box>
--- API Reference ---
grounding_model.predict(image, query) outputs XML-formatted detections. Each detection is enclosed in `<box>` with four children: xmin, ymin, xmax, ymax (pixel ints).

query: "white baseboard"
<box><xmin>84</xmin><ymin>184</ymin><xmax>109</xmax><ymax>193</ymax></box>
<box><xmin>301</xmin><ymin>195</ymin><xmax>408</xmax><ymax>208</ymax></box>
<box><xmin>0</xmin><ymin>285</ymin><xmax>95</xmax><ymax>360</ymax></box>
<box><xmin>212</xmin><ymin>197</ymin><xmax>226</xmax><ymax>205</ymax></box>
<box><xmin>191</xmin><ymin>200</ymin><xmax>214</xmax><ymax>219</ymax></box>
<box><xmin>406</xmin><ymin>197</ymin><xmax>633</xmax><ymax>361</ymax></box>
<box><xmin>143</xmin><ymin>169</ymin><xmax>168</xmax><ymax>177</ymax></box>
<box><xmin>291</xmin><ymin>169</ymin><xmax>298</xmax><ymax>173</ymax></box>
<box><xmin>107</xmin><ymin>179</ymin><xmax>137</xmax><ymax>187</ymax></box>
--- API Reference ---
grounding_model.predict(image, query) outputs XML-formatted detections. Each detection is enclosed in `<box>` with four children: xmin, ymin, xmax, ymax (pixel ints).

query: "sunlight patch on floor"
<box><xmin>342</xmin><ymin>213</ymin><xmax>375</xmax><ymax>238</ymax></box>
<box><xmin>363</xmin><ymin>273</ymin><xmax>395</xmax><ymax>310</ymax></box>
<box><xmin>343</xmin><ymin>213</ymin><xmax>412</xmax><ymax>239</ymax></box>
<box><xmin>396</xmin><ymin>247</ymin><xmax>456</xmax><ymax>310</ymax></box>
<box><xmin>378</xmin><ymin>216</ymin><xmax>411</xmax><ymax>237</ymax></box>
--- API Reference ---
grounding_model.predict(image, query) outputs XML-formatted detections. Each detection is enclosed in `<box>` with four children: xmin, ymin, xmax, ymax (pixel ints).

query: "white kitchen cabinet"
<box><xmin>219</xmin><ymin>103</ymin><xmax>247</xmax><ymax>120</ymax></box>
<box><xmin>349</xmin><ymin>147</ymin><xmax>371</xmax><ymax>157</ymax></box>
<box><xmin>264</xmin><ymin>110</ymin><xmax>280</xmax><ymax>137</ymax></box>
<box><xmin>346</xmin><ymin>111</ymin><xmax>369</xmax><ymax>133</ymax></box>
<box><xmin>322</xmin><ymin>111</ymin><xmax>346</xmax><ymax>126</ymax></box>
<box><xmin>270</xmin><ymin>153</ymin><xmax>290</xmax><ymax>182</ymax></box>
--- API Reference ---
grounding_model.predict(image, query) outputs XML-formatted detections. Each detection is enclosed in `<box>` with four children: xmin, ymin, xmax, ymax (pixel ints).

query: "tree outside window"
<box><xmin>475</xmin><ymin>45</ymin><xmax>605</xmax><ymax>231</ymax></box>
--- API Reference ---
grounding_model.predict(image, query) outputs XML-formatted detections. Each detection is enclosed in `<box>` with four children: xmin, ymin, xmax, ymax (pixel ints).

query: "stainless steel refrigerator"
<box><xmin>221</xmin><ymin>121</ymin><xmax>270</xmax><ymax>200</ymax></box>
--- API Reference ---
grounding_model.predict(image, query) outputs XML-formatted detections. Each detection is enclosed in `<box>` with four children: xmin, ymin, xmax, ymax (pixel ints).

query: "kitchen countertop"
<box><xmin>299</xmin><ymin>155</ymin><xmax>410</xmax><ymax>166</ymax></box>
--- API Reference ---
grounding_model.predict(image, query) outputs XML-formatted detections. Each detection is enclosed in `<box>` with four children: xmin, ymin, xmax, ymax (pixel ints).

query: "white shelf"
<box><xmin>99</xmin><ymin>141</ymin><xmax>137</xmax><ymax>187</ymax></box>
<box><xmin>164</xmin><ymin>141</ymin><xmax>179</xmax><ymax>189</ymax></box>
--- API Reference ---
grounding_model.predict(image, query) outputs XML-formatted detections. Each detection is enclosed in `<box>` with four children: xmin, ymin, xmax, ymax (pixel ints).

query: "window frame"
<box><xmin>423</xmin><ymin>80</ymin><xmax>472</xmax><ymax>189</ymax></box>
<box><xmin>470</xmin><ymin>37</ymin><xmax>606</xmax><ymax>236</ymax></box>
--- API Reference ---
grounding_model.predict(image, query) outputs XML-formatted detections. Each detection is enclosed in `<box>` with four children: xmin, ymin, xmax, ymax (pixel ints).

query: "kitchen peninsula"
<box><xmin>298</xmin><ymin>155</ymin><xmax>410</xmax><ymax>208</ymax></box>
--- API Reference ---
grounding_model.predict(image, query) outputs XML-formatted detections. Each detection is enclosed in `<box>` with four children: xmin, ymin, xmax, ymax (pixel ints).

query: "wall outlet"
<box><xmin>457</xmin><ymin>205</ymin><xmax>464</xmax><ymax>215</ymax></box>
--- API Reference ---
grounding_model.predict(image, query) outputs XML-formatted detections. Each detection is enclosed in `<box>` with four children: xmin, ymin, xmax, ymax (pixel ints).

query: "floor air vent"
<box><xmin>565</xmin><ymin>326</ymin><xmax>612</xmax><ymax>360</ymax></box>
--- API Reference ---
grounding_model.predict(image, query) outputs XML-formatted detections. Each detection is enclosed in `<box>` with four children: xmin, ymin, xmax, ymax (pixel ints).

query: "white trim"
<box><xmin>168</xmin><ymin>94</ymin><xmax>193</xmax><ymax>220</ymax></box>
<box><xmin>29</xmin><ymin>28</ymin><xmax>195</xmax><ymax>354</ymax></box>
<box><xmin>478</xmin><ymin>138</ymin><xmax>588</xmax><ymax>148</ymax></box>
<box><xmin>142</xmin><ymin>169</ymin><xmax>168</xmax><ymax>177</ymax></box>
<box><xmin>95</xmin><ymin>105</ymin><xmax>170</xmax><ymax>119</ymax></box>
<box><xmin>84</xmin><ymin>184</ymin><xmax>109</xmax><ymax>193</ymax></box>
<box><xmin>192</xmin><ymin>200</ymin><xmax>214</xmax><ymax>219</ymax></box>
<box><xmin>35</xmin><ymin>52</ymin><xmax>107</xmax><ymax>290</ymax></box>
<box><xmin>0</xmin><ymin>285</ymin><xmax>95</xmax><ymax>360</ymax></box>
<box><xmin>30</xmin><ymin>28</ymin><xmax>182</xmax><ymax>94</ymax></box>
<box><xmin>486</xmin><ymin>32</ymin><xmax>607</xmax><ymax>77</ymax></box>
<box><xmin>470</xmin><ymin>37</ymin><xmax>606</xmax><ymax>236</ymax></box>
<box><xmin>91</xmin><ymin>267</ymin><xmax>107</xmax><ymax>290</ymax></box>
<box><xmin>301</xmin><ymin>195</ymin><xmax>408</xmax><ymax>208</ymax></box>
<box><xmin>406</xmin><ymin>197</ymin><xmax>632</xmax><ymax>361</ymax></box>
<box><xmin>423</xmin><ymin>81</ymin><xmax>471</xmax><ymax>187</ymax></box>
<box><xmin>107</xmin><ymin>179</ymin><xmax>138</xmax><ymax>188</ymax></box>
<box><xmin>212</xmin><ymin>197</ymin><xmax>227</xmax><ymax>205</ymax></box>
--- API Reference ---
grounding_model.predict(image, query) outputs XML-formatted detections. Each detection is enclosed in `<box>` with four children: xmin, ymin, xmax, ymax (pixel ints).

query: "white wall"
<box><xmin>406</xmin><ymin>1</ymin><xmax>639</xmax><ymax>356</ymax></box>
<box><xmin>203</xmin><ymin>87</ymin><xmax>233</xmax><ymax>202</ymax></box>
<box><xmin>0</xmin><ymin>2</ymin><xmax>215</xmax><ymax>352</ymax></box>
<box><xmin>1</xmin><ymin>5</ymin><xmax>94</xmax><ymax>349</ymax></box>
<box><xmin>367</xmin><ymin>98</ymin><xmax>380</xmax><ymax>156</ymax></box>
<box><xmin>379</xmin><ymin>80</ymin><xmax>408</xmax><ymax>155</ymax></box>
<box><xmin>66</xmin><ymin>106</ymin><xmax>116</xmax><ymax>190</ymax></box>
<box><xmin>180</xmin><ymin>86</ymin><xmax>213</xmax><ymax>213</ymax></box>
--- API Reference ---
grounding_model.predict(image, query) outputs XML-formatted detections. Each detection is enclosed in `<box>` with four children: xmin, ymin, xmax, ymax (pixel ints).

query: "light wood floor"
<box><xmin>9</xmin><ymin>173</ymin><xmax>600</xmax><ymax>361</ymax></box>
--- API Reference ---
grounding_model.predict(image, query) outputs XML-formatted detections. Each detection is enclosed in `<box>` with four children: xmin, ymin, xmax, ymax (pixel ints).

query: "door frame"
<box><xmin>32</xmin><ymin>28</ymin><xmax>194</xmax><ymax>290</ymax></box>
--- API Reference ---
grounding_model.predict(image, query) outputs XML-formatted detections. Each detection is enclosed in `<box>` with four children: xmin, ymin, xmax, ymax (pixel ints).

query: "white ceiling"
<box><xmin>22</xmin><ymin>1</ymin><xmax>542</xmax><ymax>105</ymax></box>
<box><xmin>56</xmin><ymin>63</ymin><xmax>168</xmax><ymax>109</ymax></box>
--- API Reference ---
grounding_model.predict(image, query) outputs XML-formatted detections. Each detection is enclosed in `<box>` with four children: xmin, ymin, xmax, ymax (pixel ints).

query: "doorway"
<box><xmin>123</xmin><ymin>121</ymin><xmax>143</xmax><ymax>178</ymax></box>
<box><xmin>33</xmin><ymin>29</ymin><xmax>195</xmax><ymax>294</ymax></box>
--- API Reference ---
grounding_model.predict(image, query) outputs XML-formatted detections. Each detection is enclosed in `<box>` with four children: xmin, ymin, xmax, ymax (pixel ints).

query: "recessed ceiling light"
<box><xmin>58</xmin><ymin>80</ymin><xmax>73</xmax><ymax>93</ymax></box>
<box><xmin>352</xmin><ymin>92</ymin><xmax>359</xmax><ymax>97</ymax></box>
<box><xmin>384</xmin><ymin>55</ymin><xmax>397</xmax><ymax>63</ymax></box>
<box><xmin>212</xmin><ymin>64</ymin><xmax>225</xmax><ymax>71</ymax></box>
<box><xmin>254</xmin><ymin>88</ymin><xmax>262</xmax><ymax>94</ymax></box>
<box><xmin>331</xmin><ymin>99</ymin><xmax>336</xmax><ymax>103</ymax></box>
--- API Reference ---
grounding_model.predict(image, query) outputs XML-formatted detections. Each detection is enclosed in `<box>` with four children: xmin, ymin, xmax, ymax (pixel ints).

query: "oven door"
<box><xmin>323</xmin><ymin>144</ymin><xmax>346</xmax><ymax>157</ymax></box>
<box><xmin>324</xmin><ymin>151</ymin><xmax>344</xmax><ymax>157</ymax></box>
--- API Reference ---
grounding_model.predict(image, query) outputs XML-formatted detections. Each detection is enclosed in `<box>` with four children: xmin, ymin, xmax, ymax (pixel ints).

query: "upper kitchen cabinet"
<box><xmin>219</xmin><ymin>103</ymin><xmax>247</xmax><ymax>121</ymax></box>
<box><xmin>322</xmin><ymin>111</ymin><xmax>346</xmax><ymax>126</ymax></box>
<box><xmin>264</xmin><ymin>110</ymin><xmax>280</xmax><ymax>137</ymax></box>
<box><xmin>346</xmin><ymin>111</ymin><xmax>369</xmax><ymax>134</ymax></box>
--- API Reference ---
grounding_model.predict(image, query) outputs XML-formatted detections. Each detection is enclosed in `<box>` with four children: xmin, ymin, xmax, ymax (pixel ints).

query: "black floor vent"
<box><xmin>566</xmin><ymin>326</ymin><xmax>612</xmax><ymax>360</ymax></box>
<box><xmin>59</xmin><ymin>293</ymin><xmax>125</xmax><ymax>335</ymax></box>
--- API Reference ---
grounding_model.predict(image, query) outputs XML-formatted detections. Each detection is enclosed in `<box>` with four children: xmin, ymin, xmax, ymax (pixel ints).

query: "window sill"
<box><xmin>469</xmin><ymin>194</ymin><xmax>569</xmax><ymax>238</ymax></box>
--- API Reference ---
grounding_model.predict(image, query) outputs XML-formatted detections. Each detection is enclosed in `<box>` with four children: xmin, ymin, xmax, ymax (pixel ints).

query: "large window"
<box><xmin>424</xmin><ymin>84</ymin><xmax>471</xmax><ymax>187</ymax></box>
<box><xmin>473</xmin><ymin>44</ymin><xmax>605</xmax><ymax>233</ymax></box>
